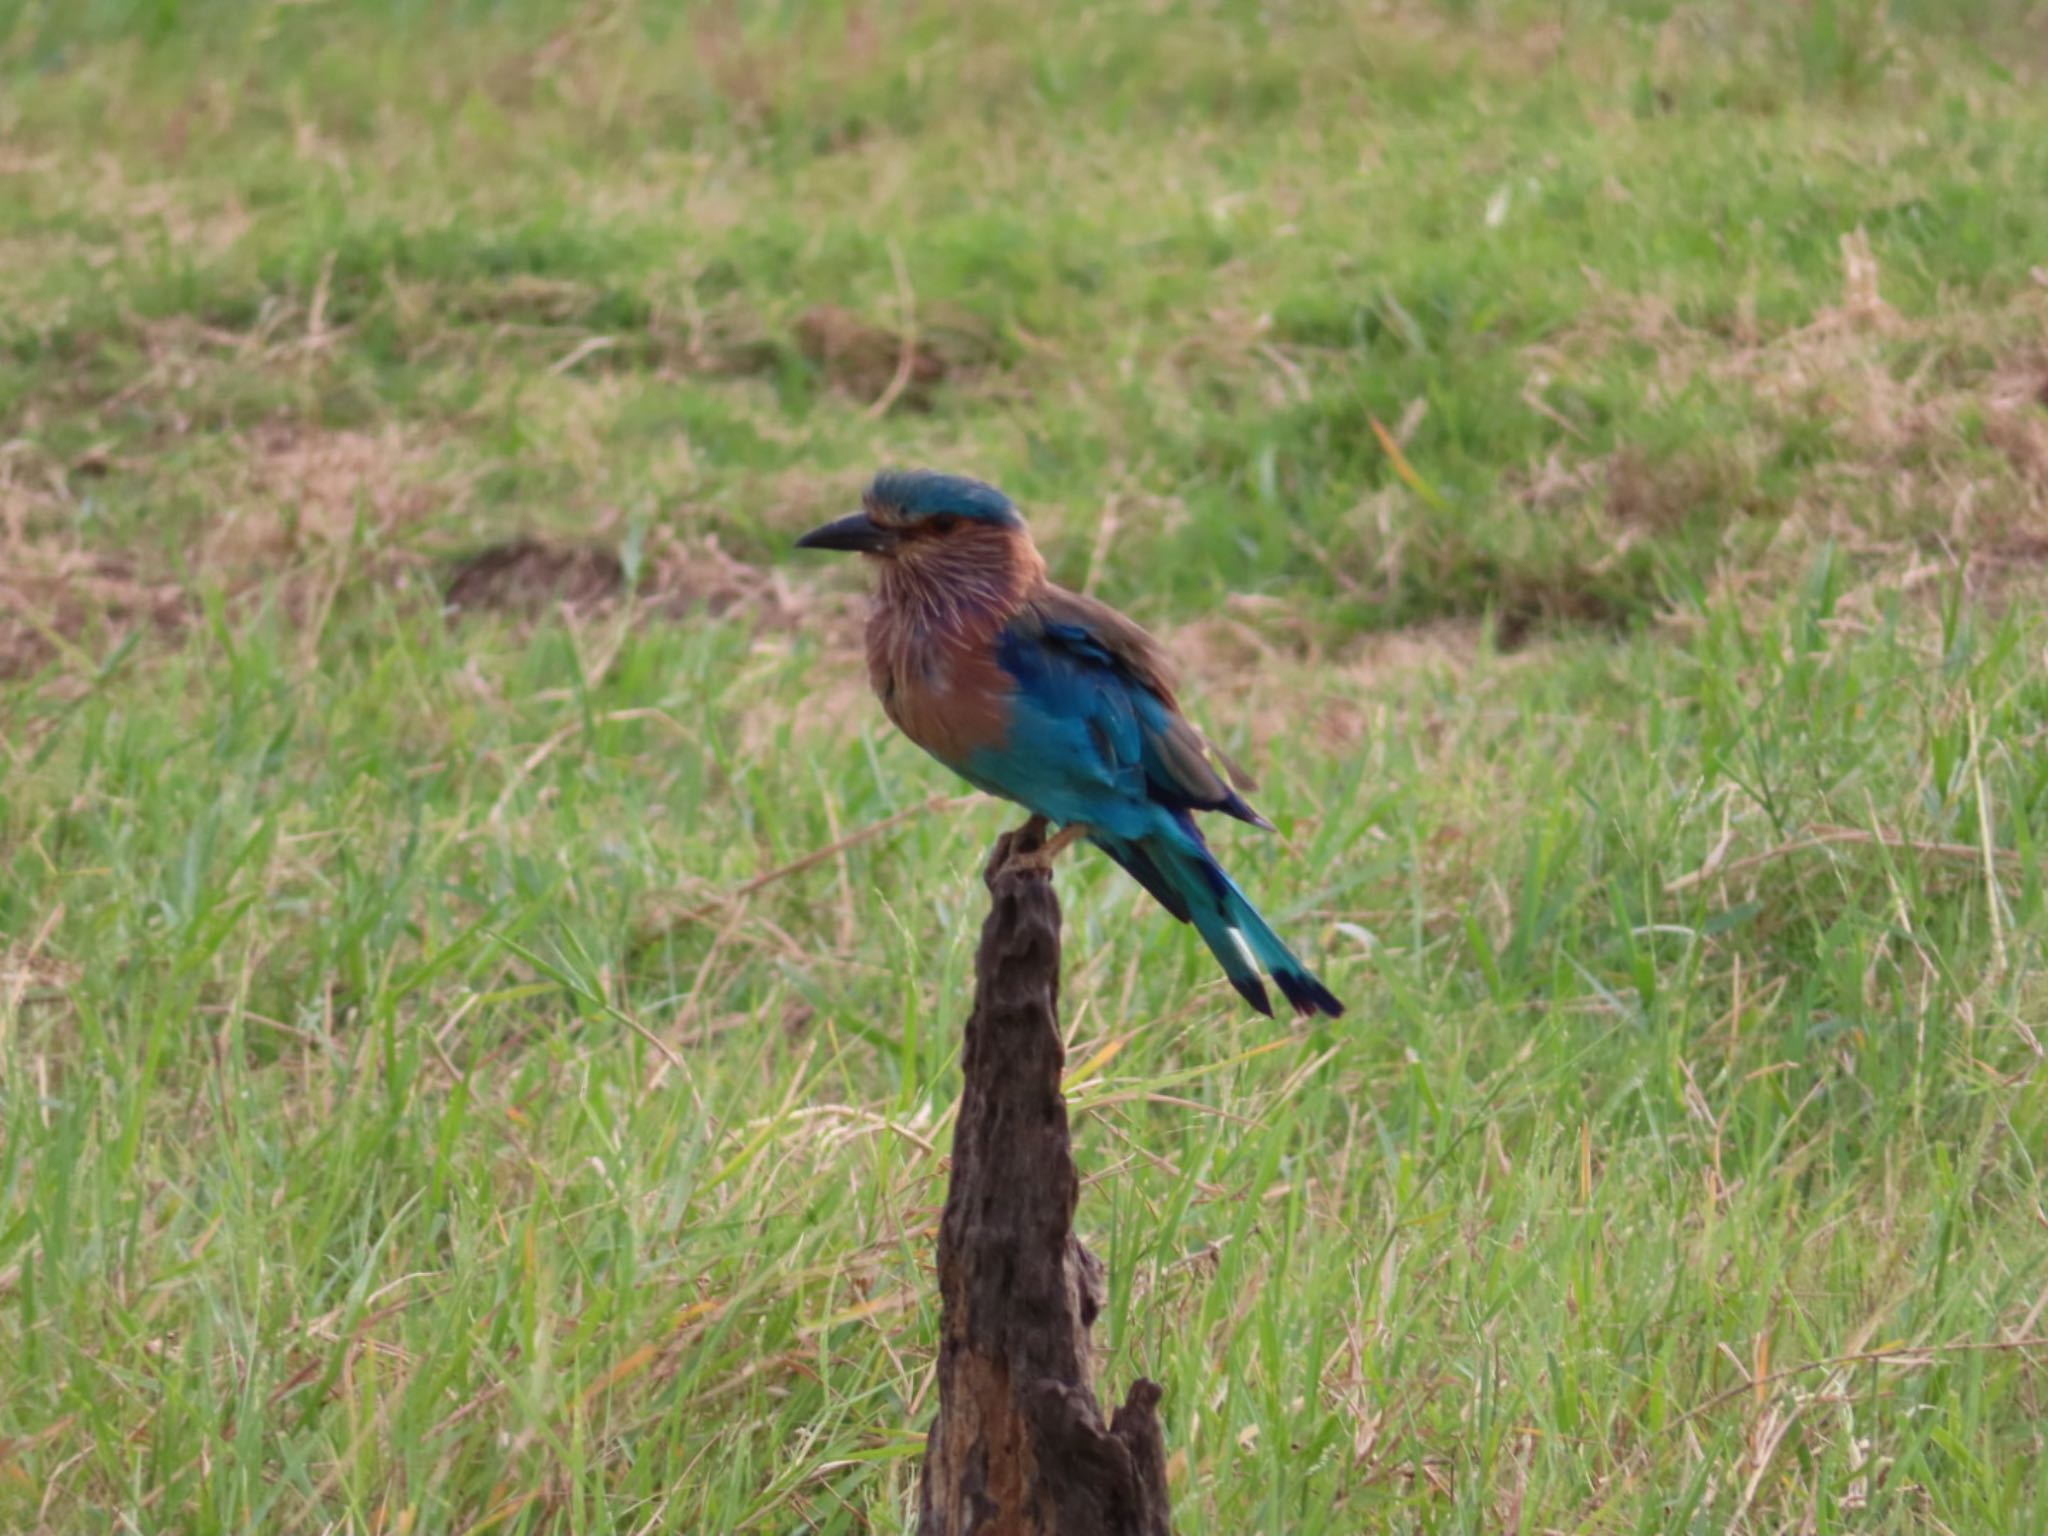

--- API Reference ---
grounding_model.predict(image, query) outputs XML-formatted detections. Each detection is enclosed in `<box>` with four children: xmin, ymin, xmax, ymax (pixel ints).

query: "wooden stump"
<box><xmin>917</xmin><ymin>817</ymin><xmax>1175</xmax><ymax>1536</ymax></box>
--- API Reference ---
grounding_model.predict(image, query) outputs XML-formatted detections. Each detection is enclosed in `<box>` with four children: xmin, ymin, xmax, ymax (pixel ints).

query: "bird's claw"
<box><xmin>1041</xmin><ymin>821</ymin><xmax>1092</xmax><ymax>861</ymax></box>
<box><xmin>996</xmin><ymin>818</ymin><xmax>1092</xmax><ymax>879</ymax></box>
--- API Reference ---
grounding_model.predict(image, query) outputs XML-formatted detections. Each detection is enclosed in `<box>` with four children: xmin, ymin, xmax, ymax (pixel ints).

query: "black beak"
<box><xmin>794</xmin><ymin>510</ymin><xmax>895</xmax><ymax>555</ymax></box>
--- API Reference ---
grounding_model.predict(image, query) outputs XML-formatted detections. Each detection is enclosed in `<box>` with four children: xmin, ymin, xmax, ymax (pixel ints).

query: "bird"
<box><xmin>795</xmin><ymin>468</ymin><xmax>1342</xmax><ymax>1019</ymax></box>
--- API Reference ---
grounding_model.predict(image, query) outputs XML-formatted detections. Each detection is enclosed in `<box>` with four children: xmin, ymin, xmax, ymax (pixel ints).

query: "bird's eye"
<box><xmin>927</xmin><ymin>514</ymin><xmax>961</xmax><ymax>535</ymax></box>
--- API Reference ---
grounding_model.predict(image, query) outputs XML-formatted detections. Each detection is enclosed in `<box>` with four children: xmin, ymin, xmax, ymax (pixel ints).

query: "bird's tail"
<box><xmin>1097</xmin><ymin>818</ymin><xmax>1343</xmax><ymax>1020</ymax></box>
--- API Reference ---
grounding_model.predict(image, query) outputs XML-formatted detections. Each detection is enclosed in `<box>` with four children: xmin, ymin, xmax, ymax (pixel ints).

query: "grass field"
<box><xmin>5</xmin><ymin>1</ymin><xmax>2048</xmax><ymax>1531</ymax></box>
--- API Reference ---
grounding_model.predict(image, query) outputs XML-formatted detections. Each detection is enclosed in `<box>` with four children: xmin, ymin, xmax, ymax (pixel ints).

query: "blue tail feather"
<box><xmin>1090</xmin><ymin>835</ymin><xmax>1191</xmax><ymax>923</ymax></box>
<box><xmin>1211</xmin><ymin>856</ymin><xmax>1345</xmax><ymax>1020</ymax></box>
<box><xmin>1102</xmin><ymin>816</ymin><xmax>1342</xmax><ymax>1020</ymax></box>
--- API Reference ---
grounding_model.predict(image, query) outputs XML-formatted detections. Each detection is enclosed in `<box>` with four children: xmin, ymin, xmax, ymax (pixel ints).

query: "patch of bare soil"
<box><xmin>1604</xmin><ymin>445</ymin><xmax>1758</xmax><ymax>534</ymax></box>
<box><xmin>793</xmin><ymin>305</ymin><xmax>948</xmax><ymax>407</ymax></box>
<box><xmin>1495</xmin><ymin>578</ymin><xmax>1637</xmax><ymax>652</ymax></box>
<box><xmin>441</xmin><ymin>529</ymin><xmax>839</xmax><ymax>632</ymax></box>
<box><xmin>444</xmin><ymin>539</ymin><xmax>625</xmax><ymax>614</ymax></box>
<box><xmin>791</xmin><ymin>304</ymin><xmax>1004</xmax><ymax>410</ymax></box>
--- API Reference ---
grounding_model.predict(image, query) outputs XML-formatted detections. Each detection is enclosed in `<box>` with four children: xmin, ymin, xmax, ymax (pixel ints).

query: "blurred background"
<box><xmin>4</xmin><ymin>2</ymin><xmax>2048</xmax><ymax>1532</ymax></box>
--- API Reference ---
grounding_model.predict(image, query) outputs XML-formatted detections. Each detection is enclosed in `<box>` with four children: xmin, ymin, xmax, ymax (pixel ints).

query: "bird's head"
<box><xmin>795</xmin><ymin>469</ymin><xmax>1042</xmax><ymax>595</ymax></box>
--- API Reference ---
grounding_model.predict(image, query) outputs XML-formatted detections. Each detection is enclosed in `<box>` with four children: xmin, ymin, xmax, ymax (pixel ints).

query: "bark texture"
<box><xmin>917</xmin><ymin>817</ymin><xmax>1175</xmax><ymax>1536</ymax></box>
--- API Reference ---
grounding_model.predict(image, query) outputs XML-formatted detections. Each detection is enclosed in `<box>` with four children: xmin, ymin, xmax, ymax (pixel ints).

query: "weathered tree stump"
<box><xmin>917</xmin><ymin>817</ymin><xmax>1175</xmax><ymax>1536</ymax></box>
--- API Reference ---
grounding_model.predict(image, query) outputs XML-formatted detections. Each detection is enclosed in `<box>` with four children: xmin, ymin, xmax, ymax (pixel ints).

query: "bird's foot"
<box><xmin>1041</xmin><ymin>821</ymin><xmax>1092</xmax><ymax>861</ymax></box>
<box><xmin>993</xmin><ymin>818</ymin><xmax>1093</xmax><ymax>880</ymax></box>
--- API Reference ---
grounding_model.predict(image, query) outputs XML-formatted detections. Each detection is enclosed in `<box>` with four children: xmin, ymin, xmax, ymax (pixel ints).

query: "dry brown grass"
<box><xmin>1</xmin><ymin>419</ymin><xmax>451</xmax><ymax>678</ymax></box>
<box><xmin>207</xmin><ymin>423</ymin><xmax>442</xmax><ymax>571</ymax></box>
<box><xmin>1544</xmin><ymin>233</ymin><xmax>2048</xmax><ymax>586</ymax></box>
<box><xmin>641</xmin><ymin>529</ymin><xmax>828</xmax><ymax>630</ymax></box>
<box><xmin>0</xmin><ymin>910</ymin><xmax>77</xmax><ymax>1023</ymax></box>
<box><xmin>0</xmin><ymin>544</ymin><xmax>192</xmax><ymax>681</ymax></box>
<box><xmin>1984</xmin><ymin>353</ymin><xmax>2048</xmax><ymax>489</ymax></box>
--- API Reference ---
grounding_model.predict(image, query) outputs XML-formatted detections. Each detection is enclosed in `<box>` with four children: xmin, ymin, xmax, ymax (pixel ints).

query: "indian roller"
<box><xmin>796</xmin><ymin>469</ymin><xmax>1343</xmax><ymax>1019</ymax></box>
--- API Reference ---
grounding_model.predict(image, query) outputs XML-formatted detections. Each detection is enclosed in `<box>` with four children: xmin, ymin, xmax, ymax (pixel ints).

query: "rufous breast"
<box><xmin>866</xmin><ymin>609</ymin><xmax>1016</xmax><ymax>768</ymax></box>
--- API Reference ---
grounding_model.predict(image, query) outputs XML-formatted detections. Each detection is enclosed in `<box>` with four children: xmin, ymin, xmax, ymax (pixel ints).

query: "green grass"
<box><xmin>4</xmin><ymin>1</ymin><xmax>2048</xmax><ymax>1531</ymax></box>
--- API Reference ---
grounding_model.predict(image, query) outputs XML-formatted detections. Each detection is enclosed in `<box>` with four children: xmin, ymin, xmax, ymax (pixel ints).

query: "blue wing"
<box><xmin>957</xmin><ymin>589</ymin><xmax>1341</xmax><ymax>1020</ymax></box>
<box><xmin>966</xmin><ymin>589</ymin><xmax>1267</xmax><ymax>831</ymax></box>
<box><xmin>960</xmin><ymin>619</ymin><xmax>1150</xmax><ymax>834</ymax></box>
